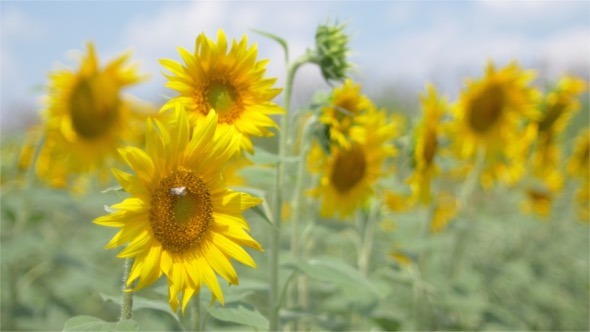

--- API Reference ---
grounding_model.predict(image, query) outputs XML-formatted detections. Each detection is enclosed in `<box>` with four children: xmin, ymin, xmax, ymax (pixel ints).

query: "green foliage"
<box><xmin>62</xmin><ymin>316</ymin><xmax>138</xmax><ymax>332</ymax></box>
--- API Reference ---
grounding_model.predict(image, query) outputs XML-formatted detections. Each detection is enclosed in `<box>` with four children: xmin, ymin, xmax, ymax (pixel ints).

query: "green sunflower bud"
<box><xmin>313</xmin><ymin>20</ymin><xmax>351</xmax><ymax>83</ymax></box>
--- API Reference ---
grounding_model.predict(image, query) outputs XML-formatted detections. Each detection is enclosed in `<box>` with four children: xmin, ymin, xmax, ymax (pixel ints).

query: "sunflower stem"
<box><xmin>192</xmin><ymin>292</ymin><xmax>201</xmax><ymax>331</ymax></box>
<box><xmin>358</xmin><ymin>199</ymin><xmax>380</xmax><ymax>276</ymax></box>
<box><xmin>287</xmin><ymin>114</ymin><xmax>317</xmax><ymax>330</ymax></box>
<box><xmin>449</xmin><ymin>148</ymin><xmax>486</xmax><ymax>279</ymax></box>
<box><xmin>269</xmin><ymin>52</ymin><xmax>312</xmax><ymax>332</ymax></box>
<box><xmin>15</xmin><ymin>134</ymin><xmax>45</xmax><ymax>234</ymax></box>
<box><xmin>120</xmin><ymin>258</ymin><xmax>134</xmax><ymax>321</ymax></box>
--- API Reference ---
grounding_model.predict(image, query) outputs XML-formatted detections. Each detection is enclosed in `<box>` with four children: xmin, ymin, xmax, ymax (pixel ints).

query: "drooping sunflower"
<box><xmin>567</xmin><ymin>127</ymin><xmax>590</xmax><ymax>179</ymax></box>
<box><xmin>309</xmin><ymin>107</ymin><xmax>398</xmax><ymax>219</ymax></box>
<box><xmin>23</xmin><ymin>42</ymin><xmax>147</xmax><ymax>189</ymax></box>
<box><xmin>94</xmin><ymin>107</ymin><xmax>263</xmax><ymax>312</ymax></box>
<box><xmin>430</xmin><ymin>192</ymin><xmax>458</xmax><ymax>233</ymax></box>
<box><xmin>451</xmin><ymin>61</ymin><xmax>539</xmax><ymax>187</ymax></box>
<box><xmin>407</xmin><ymin>84</ymin><xmax>448</xmax><ymax>205</ymax></box>
<box><xmin>520</xmin><ymin>171</ymin><xmax>562</xmax><ymax>218</ymax></box>
<box><xmin>160</xmin><ymin>30</ymin><xmax>284</xmax><ymax>153</ymax></box>
<box><xmin>567</xmin><ymin>128</ymin><xmax>590</xmax><ymax>222</ymax></box>
<box><xmin>530</xmin><ymin>76</ymin><xmax>587</xmax><ymax>181</ymax></box>
<box><xmin>319</xmin><ymin>79</ymin><xmax>373</xmax><ymax>148</ymax></box>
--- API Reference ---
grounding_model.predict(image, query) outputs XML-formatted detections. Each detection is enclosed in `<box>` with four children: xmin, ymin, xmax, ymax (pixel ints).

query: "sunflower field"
<box><xmin>1</xmin><ymin>11</ymin><xmax>589</xmax><ymax>332</ymax></box>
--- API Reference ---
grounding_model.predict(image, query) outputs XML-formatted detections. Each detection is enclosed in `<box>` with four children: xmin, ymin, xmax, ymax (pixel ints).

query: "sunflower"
<box><xmin>24</xmin><ymin>42</ymin><xmax>147</xmax><ymax>189</ymax></box>
<box><xmin>567</xmin><ymin>128</ymin><xmax>590</xmax><ymax>178</ymax></box>
<box><xmin>319</xmin><ymin>79</ymin><xmax>373</xmax><ymax>148</ymax></box>
<box><xmin>309</xmin><ymin>107</ymin><xmax>398</xmax><ymax>219</ymax></box>
<box><xmin>567</xmin><ymin>128</ymin><xmax>590</xmax><ymax>222</ymax></box>
<box><xmin>94</xmin><ymin>107</ymin><xmax>263</xmax><ymax>312</ymax></box>
<box><xmin>530</xmin><ymin>76</ymin><xmax>586</xmax><ymax>181</ymax></box>
<box><xmin>407</xmin><ymin>85</ymin><xmax>447</xmax><ymax>205</ymax></box>
<box><xmin>430</xmin><ymin>192</ymin><xmax>458</xmax><ymax>233</ymax></box>
<box><xmin>520</xmin><ymin>171</ymin><xmax>562</xmax><ymax>218</ymax></box>
<box><xmin>451</xmin><ymin>61</ymin><xmax>539</xmax><ymax>187</ymax></box>
<box><xmin>160</xmin><ymin>30</ymin><xmax>283</xmax><ymax>153</ymax></box>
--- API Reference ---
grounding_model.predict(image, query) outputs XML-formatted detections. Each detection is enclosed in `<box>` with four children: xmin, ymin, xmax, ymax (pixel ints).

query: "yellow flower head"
<box><xmin>451</xmin><ymin>61</ymin><xmax>540</xmax><ymax>187</ymax></box>
<box><xmin>160</xmin><ymin>29</ymin><xmax>284</xmax><ymax>154</ymax></box>
<box><xmin>537</xmin><ymin>76</ymin><xmax>587</xmax><ymax>135</ymax></box>
<box><xmin>94</xmin><ymin>106</ymin><xmax>263</xmax><ymax>312</ymax></box>
<box><xmin>520</xmin><ymin>171</ymin><xmax>562</xmax><ymax>218</ymax></box>
<box><xmin>567</xmin><ymin>128</ymin><xmax>590</xmax><ymax>179</ymax></box>
<box><xmin>26</xmin><ymin>43</ymin><xmax>147</xmax><ymax>189</ymax></box>
<box><xmin>407</xmin><ymin>84</ymin><xmax>448</xmax><ymax>205</ymax></box>
<box><xmin>529</xmin><ymin>77</ymin><xmax>587</xmax><ymax>180</ymax></box>
<box><xmin>319</xmin><ymin>79</ymin><xmax>373</xmax><ymax>148</ymax></box>
<box><xmin>310</xmin><ymin>107</ymin><xmax>398</xmax><ymax>219</ymax></box>
<box><xmin>430</xmin><ymin>192</ymin><xmax>458</xmax><ymax>233</ymax></box>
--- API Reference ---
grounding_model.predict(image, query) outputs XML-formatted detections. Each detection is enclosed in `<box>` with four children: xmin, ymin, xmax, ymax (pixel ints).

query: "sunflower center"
<box><xmin>331</xmin><ymin>144</ymin><xmax>367</xmax><ymax>193</ymax></box>
<box><xmin>206</xmin><ymin>82</ymin><xmax>238</xmax><ymax>118</ymax></box>
<box><xmin>69</xmin><ymin>74</ymin><xmax>119</xmax><ymax>139</ymax></box>
<box><xmin>467</xmin><ymin>84</ymin><xmax>504</xmax><ymax>133</ymax></box>
<box><xmin>149</xmin><ymin>167</ymin><xmax>213</xmax><ymax>253</ymax></box>
<box><xmin>423</xmin><ymin>128</ymin><xmax>438</xmax><ymax>166</ymax></box>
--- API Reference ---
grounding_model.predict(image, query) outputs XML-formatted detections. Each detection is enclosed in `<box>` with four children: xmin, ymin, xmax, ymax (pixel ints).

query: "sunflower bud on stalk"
<box><xmin>312</xmin><ymin>21</ymin><xmax>351</xmax><ymax>83</ymax></box>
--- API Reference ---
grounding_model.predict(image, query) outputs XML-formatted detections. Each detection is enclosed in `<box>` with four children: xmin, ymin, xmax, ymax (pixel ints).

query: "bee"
<box><xmin>169</xmin><ymin>186</ymin><xmax>187</xmax><ymax>196</ymax></box>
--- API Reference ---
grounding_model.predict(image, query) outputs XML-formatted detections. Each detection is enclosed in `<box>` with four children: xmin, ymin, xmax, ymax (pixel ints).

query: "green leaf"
<box><xmin>233</xmin><ymin>186</ymin><xmax>275</xmax><ymax>227</ymax></box>
<box><xmin>207</xmin><ymin>302</ymin><xmax>269</xmax><ymax>330</ymax></box>
<box><xmin>246</xmin><ymin>147</ymin><xmax>300</xmax><ymax>165</ymax></box>
<box><xmin>62</xmin><ymin>315</ymin><xmax>138</xmax><ymax>331</ymax></box>
<box><xmin>251</xmin><ymin>29</ymin><xmax>289</xmax><ymax>64</ymax></box>
<box><xmin>100</xmin><ymin>294</ymin><xmax>180</xmax><ymax>325</ymax></box>
<box><xmin>285</xmin><ymin>259</ymin><xmax>382</xmax><ymax>297</ymax></box>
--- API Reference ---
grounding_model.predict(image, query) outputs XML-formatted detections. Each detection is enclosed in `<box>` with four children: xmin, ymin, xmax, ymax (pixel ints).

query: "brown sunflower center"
<box><xmin>149</xmin><ymin>167</ymin><xmax>213</xmax><ymax>253</ymax></box>
<box><xmin>527</xmin><ymin>189</ymin><xmax>551</xmax><ymax>204</ymax></box>
<box><xmin>467</xmin><ymin>84</ymin><xmax>505</xmax><ymax>133</ymax></box>
<box><xmin>204</xmin><ymin>81</ymin><xmax>242</xmax><ymax>123</ymax></box>
<box><xmin>423</xmin><ymin>128</ymin><xmax>438</xmax><ymax>166</ymax></box>
<box><xmin>69</xmin><ymin>74</ymin><xmax>119</xmax><ymax>139</ymax></box>
<box><xmin>330</xmin><ymin>144</ymin><xmax>367</xmax><ymax>193</ymax></box>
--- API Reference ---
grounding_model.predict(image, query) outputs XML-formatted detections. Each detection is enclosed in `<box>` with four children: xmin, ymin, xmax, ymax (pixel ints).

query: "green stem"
<box><xmin>358</xmin><ymin>200</ymin><xmax>380</xmax><ymax>277</ymax></box>
<box><xmin>449</xmin><ymin>148</ymin><xmax>486</xmax><ymax>279</ymax></box>
<box><xmin>269</xmin><ymin>53</ymin><xmax>310</xmax><ymax>332</ymax></box>
<box><xmin>15</xmin><ymin>134</ymin><xmax>45</xmax><ymax>233</ymax></box>
<box><xmin>192</xmin><ymin>292</ymin><xmax>201</xmax><ymax>331</ymax></box>
<box><xmin>120</xmin><ymin>258</ymin><xmax>134</xmax><ymax>321</ymax></box>
<box><xmin>287</xmin><ymin>115</ymin><xmax>317</xmax><ymax>330</ymax></box>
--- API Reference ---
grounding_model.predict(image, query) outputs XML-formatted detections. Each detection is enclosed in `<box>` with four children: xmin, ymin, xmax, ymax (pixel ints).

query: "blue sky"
<box><xmin>1</xmin><ymin>1</ymin><xmax>589</xmax><ymax>132</ymax></box>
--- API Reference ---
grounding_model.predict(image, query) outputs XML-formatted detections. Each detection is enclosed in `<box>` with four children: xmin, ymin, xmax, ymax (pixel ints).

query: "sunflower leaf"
<box><xmin>246</xmin><ymin>147</ymin><xmax>300</xmax><ymax>165</ymax></box>
<box><xmin>62</xmin><ymin>315</ymin><xmax>138</xmax><ymax>331</ymax></box>
<box><xmin>100</xmin><ymin>293</ymin><xmax>181</xmax><ymax>325</ymax></box>
<box><xmin>250</xmin><ymin>200</ymin><xmax>275</xmax><ymax>227</ymax></box>
<box><xmin>207</xmin><ymin>302</ymin><xmax>269</xmax><ymax>330</ymax></box>
<box><xmin>284</xmin><ymin>259</ymin><xmax>382</xmax><ymax>298</ymax></box>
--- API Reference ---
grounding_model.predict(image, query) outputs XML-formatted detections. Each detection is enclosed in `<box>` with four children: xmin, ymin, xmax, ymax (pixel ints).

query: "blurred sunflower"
<box><xmin>309</xmin><ymin>107</ymin><xmax>398</xmax><ymax>219</ymax></box>
<box><xmin>160</xmin><ymin>29</ymin><xmax>283</xmax><ymax>153</ymax></box>
<box><xmin>567</xmin><ymin>128</ymin><xmax>590</xmax><ymax>179</ymax></box>
<box><xmin>530</xmin><ymin>77</ymin><xmax>586</xmax><ymax>181</ymax></box>
<box><xmin>319</xmin><ymin>79</ymin><xmax>373</xmax><ymax>148</ymax></box>
<box><xmin>520</xmin><ymin>171</ymin><xmax>562</xmax><ymax>218</ymax></box>
<box><xmin>430</xmin><ymin>192</ymin><xmax>458</xmax><ymax>233</ymax></box>
<box><xmin>94</xmin><ymin>107</ymin><xmax>263</xmax><ymax>312</ymax></box>
<box><xmin>567</xmin><ymin>128</ymin><xmax>590</xmax><ymax>222</ymax></box>
<box><xmin>451</xmin><ymin>61</ymin><xmax>539</xmax><ymax>187</ymax></box>
<box><xmin>407</xmin><ymin>85</ymin><xmax>448</xmax><ymax>205</ymax></box>
<box><xmin>21</xmin><ymin>43</ymin><xmax>147</xmax><ymax>190</ymax></box>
